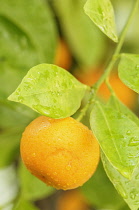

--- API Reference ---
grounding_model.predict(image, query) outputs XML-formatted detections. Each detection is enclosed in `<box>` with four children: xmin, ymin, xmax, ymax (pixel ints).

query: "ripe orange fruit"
<box><xmin>20</xmin><ymin>116</ymin><xmax>100</xmax><ymax>190</ymax></box>
<box><xmin>54</xmin><ymin>39</ymin><xmax>72</xmax><ymax>70</ymax></box>
<box><xmin>57</xmin><ymin>189</ymin><xmax>89</xmax><ymax>210</ymax></box>
<box><xmin>74</xmin><ymin>68</ymin><xmax>137</xmax><ymax>109</ymax></box>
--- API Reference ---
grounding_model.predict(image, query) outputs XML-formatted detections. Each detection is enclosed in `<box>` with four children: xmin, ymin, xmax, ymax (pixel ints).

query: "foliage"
<box><xmin>0</xmin><ymin>0</ymin><xmax>139</xmax><ymax>209</ymax></box>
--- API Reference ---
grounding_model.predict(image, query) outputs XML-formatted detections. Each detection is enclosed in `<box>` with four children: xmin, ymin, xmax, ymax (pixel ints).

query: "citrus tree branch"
<box><xmin>77</xmin><ymin>0</ymin><xmax>139</xmax><ymax>122</ymax></box>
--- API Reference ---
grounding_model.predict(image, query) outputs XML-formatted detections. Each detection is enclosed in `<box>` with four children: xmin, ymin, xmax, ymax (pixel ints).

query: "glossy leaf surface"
<box><xmin>102</xmin><ymin>152</ymin><xmax>139</xmax><ymax>210</ymax></box>
<box><xmin>90</xmin><ymin>100</ymin><xmax>139</xmax><ymax>179</ymax></box>
<box><xmin>8</xmin><ymin>64</ymin><xmax>87</xmax><ymax>119</ymax></box>
<box><xmin>118</xmin><ymin>54</ymin><xmax>139</xmax><ymax>93</ymax></box>
<box><xmin>84</xmin><ymin>0</ymin><xmax>118</xmax><ymax>42</ymax></box>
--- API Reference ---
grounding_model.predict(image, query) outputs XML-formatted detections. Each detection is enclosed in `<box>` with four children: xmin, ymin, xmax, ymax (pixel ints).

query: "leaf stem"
<box><xmin>77</xmin><ymin>0</ymin><xmax>139</xmax><ymax>122</ymax></box>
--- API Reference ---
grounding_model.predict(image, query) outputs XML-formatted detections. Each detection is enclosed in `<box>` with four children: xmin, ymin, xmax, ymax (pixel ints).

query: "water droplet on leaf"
<box><xmin>126</xmin><ymin>130</ymin><xmax>131</xmax><ymax>135</ymax></box>
<box><xmin>18</xmin><ymin>95</ymin><xmax>24</xmax><ymax>102</ymax></box>
<box><xmin>128</xmin><ymin>137</ymin><xmax>139</xmax><ymax>146</ymax></box>
<box><xmin>130</xmin><ymin>191</ymin><xmax>136</xmax><ymax>199</ymax></box>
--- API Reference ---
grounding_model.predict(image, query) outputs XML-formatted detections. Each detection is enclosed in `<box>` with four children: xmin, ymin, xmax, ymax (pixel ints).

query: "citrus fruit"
<box><xmin>20</xmin><ymin>116</ymin><xmax>100</xmax><ymax>190</ymax></box>
<box><xmin>54</xmin><ymin>39</ymin><xmax>72</xmax><ymax>70</ymax></box>
<box><xmin>74</xmin><ymin>68</ymin><xmax>137</xmax><ymax>109</ymax></box>
<box><xmin>57</xmin><ymin>189</ymin><xmax>89</xmax><ymax>210</ymax></box>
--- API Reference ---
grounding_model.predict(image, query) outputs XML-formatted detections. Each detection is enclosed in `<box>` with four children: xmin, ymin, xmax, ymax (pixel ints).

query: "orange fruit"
<box><xmin>20</xmin><ymin>116</ymin><xmax>100</xmax><ymax>190</ymax></box>
<box><xmin>57</xmin><ymin>189</ymin><xmax>89</xmax><ymax>210</ymax></box>
<box><xmin>54</xmin><ymin>39</ymin><xmax>72</xmax><ymax>70</ymax></box>
<box><xmin>74</xmin><ymin>68</ymin><xmax>137</xmax><ymax>109</ymax></box>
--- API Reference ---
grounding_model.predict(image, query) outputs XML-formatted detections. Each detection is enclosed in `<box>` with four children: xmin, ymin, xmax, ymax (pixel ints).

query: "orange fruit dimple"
<box><xmin>20</xmin><ymin>116</ymin><xmax>100</xmax><ymax>190</ymax></box>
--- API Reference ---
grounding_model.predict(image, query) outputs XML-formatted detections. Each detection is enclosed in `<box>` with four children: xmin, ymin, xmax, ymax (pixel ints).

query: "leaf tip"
<box><xmin>120</xmin><ymin>168</ymin><xmax>132</xmax><ymax>180</ymax></box>
<box><xmin>113</xmin><ymin>36</ymin><xmax>118</xmax><ymax>43</ymax></box>
<box><xmin>7</xmin><ymin>94</ymin><xmax>13</xmax><ymax>101</ymax></box>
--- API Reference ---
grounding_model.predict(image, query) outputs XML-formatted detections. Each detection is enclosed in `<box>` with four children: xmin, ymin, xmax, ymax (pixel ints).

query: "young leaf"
<box><xmin>90</xmin><ymin>101</ymin><xmax>139</xmax><ymax>179</ymax></box>
<box><xmin>102</xmin><ymin>152</ymin><xmax>139</xmax><ymax>210</ymax></box>
<box><xmin>53</xmin><ymin>0</ymin><xmax>106</xmax><ymax>69</ymax></box>
<box><xmin>19</xmin><ymin>162</ymin><xmax>54</xmax><ymax>201</ymax></box>
<box><xmin>108</xmin><ymin>95</ymin><xmax>139</xmax><ymax>127</ymax></box>
<box><xmin>118</xmin><ymin>54</ymin><xmax>139</xmax><ymax>93</ymax></box>
<box><xmin>8</xmin><ymin>64</ymin><xmax>87</xmax><ymax>119</ymax></box>
<box><xmin>84</xmin><ymin>0</ymin><xmax>118</xmax><ymax>42</ymax></box>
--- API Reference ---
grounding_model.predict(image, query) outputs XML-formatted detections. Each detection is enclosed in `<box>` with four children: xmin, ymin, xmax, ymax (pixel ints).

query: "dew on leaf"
<box><xmin>128</xmin><ymin>137</ymin><xmax>139</xmax><ymax>146</ymax></box>
<box><xmin>128</xmin><ymin>153</ymin><xmax>139</xmax><ymax>158</ymax></box>
<box><xmin>126</xmin><ymin>130</ymin><xmax>131</xmax><ymax>136</ymax></box>
<box><xmin>121</xmin><ymin>170</ymin><xmax>130</xmax><ymax>180</ymax></box>
<box><xmin>18</xmin><ymin>95</ymin><xmax>24</xmax><ymax>102</ymax></box>
<box><xmin>130</xmin><ymin>190</ymin><xmax>138</xmax><ymax>200</ymax></box>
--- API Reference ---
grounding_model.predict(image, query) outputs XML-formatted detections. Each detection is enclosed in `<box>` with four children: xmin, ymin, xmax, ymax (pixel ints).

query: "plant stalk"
<box><xmin>77</xmin><ymin>0</ymin><xmax>139</xmax><ymax>122</ymax></box>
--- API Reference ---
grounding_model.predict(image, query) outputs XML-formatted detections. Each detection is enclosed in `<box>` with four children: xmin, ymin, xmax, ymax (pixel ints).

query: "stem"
<box><xmin>77</xmin><ymin>0</ymin><xmax>139</xmax><ymax>122</ymax></box>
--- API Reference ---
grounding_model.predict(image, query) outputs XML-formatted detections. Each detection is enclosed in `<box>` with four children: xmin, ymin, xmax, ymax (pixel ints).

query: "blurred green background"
<box><xmin>0</xmin><ymin>0</ymin><xmax>139</xmax><ymax>209</ymax></box>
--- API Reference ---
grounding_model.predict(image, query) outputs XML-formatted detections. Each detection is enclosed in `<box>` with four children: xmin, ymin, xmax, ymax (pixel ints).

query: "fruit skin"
<box><xmin>20</xmin><ymin>116</ymin><xmax>100</xmax><ymax>190</ymax></box>
<box><xmin>74</xmin><ymin>68</ymin><xmax>137</xmax><ymax>109</ymax></box>
<box><xmin>54</xmin><ymin>39</ymin><xmax>72</xmax><ymax>70</ymax></box>
<box><xmin>57</xmin><ymin>189</ymin><xmax>89</xmax><ymax>210</ymax></box>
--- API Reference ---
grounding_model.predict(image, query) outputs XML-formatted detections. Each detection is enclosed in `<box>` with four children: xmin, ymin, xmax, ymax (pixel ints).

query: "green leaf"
<box><xmin>108</xmin><ymin>95</ymin><xmax>139</xmax><ymax>127</ymax></box>
<box><xmin>8</xmin><ymin>64</ymin><xmax>87</xmax><ymax>119</ymax></box>
<box><xmin>0</xmin><ymin>0</ymin><xmax>58</xmax><ymax>116</ymax></box>
<box><xmin>19</xmin><ymin>162</ymin><xmax>54</xmax><ymax>201</ymax></box>
<box><xmin>84</xmin><ymin>0</ymin><xmax>118</xmax><ymax>42</ymax></box>
<box><xmin>119</xmin><ymin>204</ymin><xmax>131</xmax><ymax>210</ymax></box>
<box><xmin>90</xmin><ymin>101</ymin><xmax>139</xmax><ymax>179</ymax></box>
<box><xmin>102</xmin><ymin>152</ymin><xmax>139</xmax><ymax>210</ymax></box>
<box><xmin>0</xmin><ymin>0</ymin><xmax>58</xmax><ymax>111</ymax></box>
<box><xmin>112</xmin><ymin>0</ymin><xmax>139</xmax><ymax>53</ymax></box>
<box><xmin>0</xmin><ymin>101</ymin><xmax>37</xmax><ymax>130</ymax></box>
<box><xmin>118</xmin><ymin>54</ymin><xmax>139</xmax><ymax>93</ymax></box>
<box><xmin>0</xmin><ymin>0</ymin><xmax>57</xmax><ymax>65</ymax></box>
<box><xmin>81</xmin><ymin>161</ymin><xmax>125</xmax><ymax>210</ymax></box>
<box><xmin>0</xmin><ymin>17</ymin><xmax>39</xmax><ymax>72</ymax></box>
<box><xmin>0</xmin><ymin>101</ymin><xmax>38</xmax><ymax>167</ymax></box>
<box><xmin>53</xmin><ymin>0</ymin><xmax>106</xmax><ymax>68</ymax></box>
<box><xmin>0</xmin><ymin>0</ymin><xmax>57</xmax><ymax>168</ymax></box>
<box><xmin>0</xmin><ymin>130</ymin><xmax>20</xmax><ymax>168</ymax></box>
<box><xmin>13</xmin><ymin>200</ymin><xmax>39</xmax><ymax>210</ymax></box>
<box><xmin>0</xmin><ymin>165</ymin><xmax>18</xmax><ymax>208</ymax></box>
